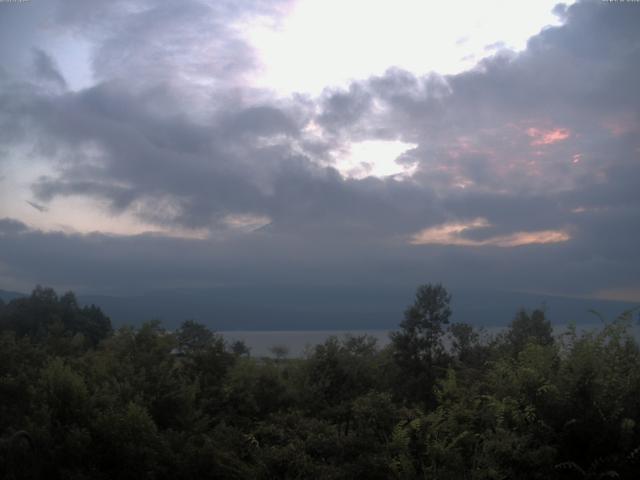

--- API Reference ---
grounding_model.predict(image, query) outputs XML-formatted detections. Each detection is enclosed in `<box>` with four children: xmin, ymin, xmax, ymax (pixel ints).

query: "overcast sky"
<box><xmin>0</xmin><ymin>0</ymin><xmax>638</xmax><ymax>301</ymax></box>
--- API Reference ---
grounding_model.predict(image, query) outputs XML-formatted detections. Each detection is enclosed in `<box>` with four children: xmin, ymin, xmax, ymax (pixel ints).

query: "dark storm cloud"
<box><xmin>317</xmin><ymin>84</ymin><xmax>373</xmax><ymax>134</ymax></box>
<box><xmin>20</xmin><ymin>82</ymin><xmax>311</xmax><ymax>228</ymax></box>
<box><xmin>26</xmin><ymin>200</ymin><xmax>47</xmax><ymax>213</ymax></box>
<box><xmin>0</xmin><ymin>218</ymin><xmax>30</xmax><ymax>236</ymax></box>
<box><xmin>15</xmin><ymin>78</ymin><xmax>436</xmax><ymax>234</ymax></box>
<box><xmin>0</xmin><ymin>216</ymin><xmax>435</xmax><ymax>293</ymax></box>
<box><xmin>50</xmin><ymin>0</ymin><xmax>293</xmax><ymax>84</ymax></box>
<box><xmin>316</xmin><ymin>1</ymin><xmax>640</xmax><ymax>229</ymax></box>
<box><xmin>0</xmin><ymin>210</ymin><xmax>635</xmax><ymax>300</ymax></box>
<box><xmin>32</xmin><ymin>49</ymin><xmax>67</xmax><ymax>90</ymax></box>
<box><xmin>1</xmin><ymin>0</ymin><xmax>639</xmax><ymax>299</ymax></box>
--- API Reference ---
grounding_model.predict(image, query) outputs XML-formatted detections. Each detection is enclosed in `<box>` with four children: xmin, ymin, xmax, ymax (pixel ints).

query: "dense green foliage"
<box><xmin>1</xmin><ymin>285</ymin><xmax>639</xmax><ymax>479</ymax></box>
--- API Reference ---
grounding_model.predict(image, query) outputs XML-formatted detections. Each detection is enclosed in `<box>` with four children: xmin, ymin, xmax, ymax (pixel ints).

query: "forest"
<box><xmin>0</xmin><ymin>284</ymin><xmax>639</xmax><ymax>479</ymax></box>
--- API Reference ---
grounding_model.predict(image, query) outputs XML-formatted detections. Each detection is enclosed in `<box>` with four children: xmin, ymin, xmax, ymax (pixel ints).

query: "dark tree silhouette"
<box><xmin>391</xmin><ymin>283</ymin><xmax>452</xmax><ymax>405</ymax></box>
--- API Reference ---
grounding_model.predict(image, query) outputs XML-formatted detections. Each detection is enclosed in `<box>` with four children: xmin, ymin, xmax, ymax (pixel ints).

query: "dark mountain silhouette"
<box><xmin>3</xmin><ymin>287</ymin><xmax>636</xmax><ymax>331</ymax></box>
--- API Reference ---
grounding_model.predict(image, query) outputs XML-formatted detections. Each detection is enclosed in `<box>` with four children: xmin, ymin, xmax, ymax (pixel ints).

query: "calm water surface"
<box><xmin>221</xmin><ymin>323</ymin><xmax>640</xmax><ymax>357</ymax></box>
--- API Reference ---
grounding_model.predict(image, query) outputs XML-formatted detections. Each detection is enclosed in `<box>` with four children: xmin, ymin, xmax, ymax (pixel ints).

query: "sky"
<box><xmin>0</xmin><ymin>0</ymin><xmax>639</xmax><ymax>302</ymax></box>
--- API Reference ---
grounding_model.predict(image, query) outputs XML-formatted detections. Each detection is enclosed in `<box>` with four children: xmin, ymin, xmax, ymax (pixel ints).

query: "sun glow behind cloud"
<box><xmin>243</xmin><ymin>0</ymin><xmax>571</xmax><ymax>96</ymax></box>
<box><xmin>334</xmin><ymin>140</ymin><xmax>417</xmax><ymax>180</ymax></box>
<box><xmin>410</xmin><ymin>218</ymin><xmax>570</xmax><ymax>247</ymax></box>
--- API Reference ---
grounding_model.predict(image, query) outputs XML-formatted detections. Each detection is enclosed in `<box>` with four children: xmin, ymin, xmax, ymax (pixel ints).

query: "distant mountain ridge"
<box><xmin>2</xmin><ymin>286</ymin><xmax>637</xmax><ymax>331</ymax></box>
<box><xmin>0</xmin><ymin>289</ymin><xmax>26</xmax><ymax>302</ymax></box>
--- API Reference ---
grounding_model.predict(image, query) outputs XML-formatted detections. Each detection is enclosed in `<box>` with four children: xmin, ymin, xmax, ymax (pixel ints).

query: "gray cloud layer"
<box><xmin>0</xmin><ymin>0</ymin><xmax>639</xmax><ymax>300</ymax></box>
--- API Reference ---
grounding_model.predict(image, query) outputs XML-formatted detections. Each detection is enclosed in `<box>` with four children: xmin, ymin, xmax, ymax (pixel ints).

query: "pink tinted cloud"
<box><xmin>602</xmin><ymin>114</ymin><xmax>640</xmax><ymax>137</ymax></box>
<box><xmin>410</xmin><ymin>218</ymin><xmax>570</xmax><ymax>248</ymax></box>
<box><xmin>526</xmin><ymin>127</ymin><xmax>571</xmax><ymax>146</ymax></box>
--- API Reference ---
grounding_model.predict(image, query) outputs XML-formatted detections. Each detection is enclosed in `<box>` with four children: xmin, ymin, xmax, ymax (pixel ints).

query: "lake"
<box><xmin>220</xmin><ymin>322</ymin><xmax>640</xmax><ymax>357</ymax></box>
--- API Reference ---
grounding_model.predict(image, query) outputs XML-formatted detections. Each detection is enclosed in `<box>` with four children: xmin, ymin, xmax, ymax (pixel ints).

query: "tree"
<box><xmin>448</xmin><ymin>322</ymin><xmax>477</xmax><ymax>359</ymax></box>
<box><xmin>506</xmin><ymin>308</ymin><xmax>553</xmax><ymax>355</ymax></box>
<box><xmin>0</xmin><ymin>288</ymin><xmax>113</xmax><ymax>354</ymax></box>
<box><xmin>0</xmin><ymin>431</ymin><xmax>37</xmax><ymax>480</ymax></box>
<box><xmin>448</xmin><ymin>321</ymin><xmax>491</xmax><ymax>372</ymax></box>
<box><xmin>391</xmin><ymin>283</ymin><xmax>452</xmax><ymax>405</ymax></box>
<box><xmin>176</xmin><ymin>320</ymin><xmax>215</xmax><ymax>353</ymax></box>
<box><xmin>269</xmin><ymin>345</ymin><xmax>290</xmax><ymax>362</ymax></box>
<box><xmin>231</xmin><ymin>340</ymin><xmax>251</xmax><ymax>357</ymax></box>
